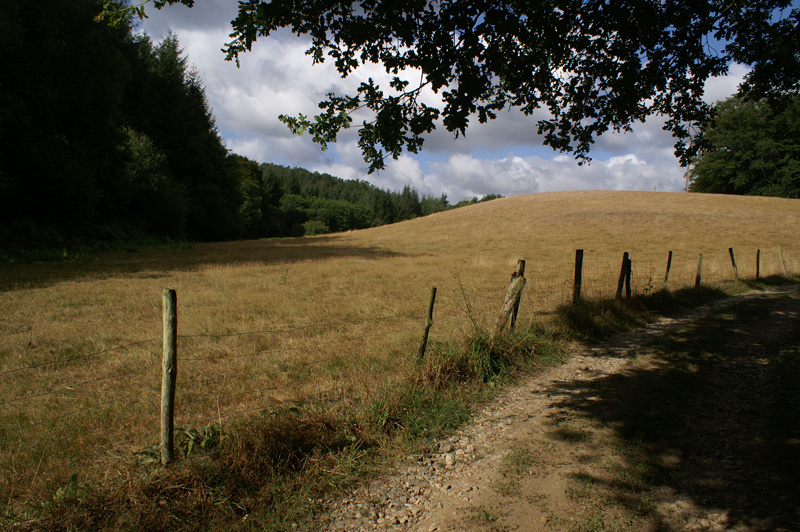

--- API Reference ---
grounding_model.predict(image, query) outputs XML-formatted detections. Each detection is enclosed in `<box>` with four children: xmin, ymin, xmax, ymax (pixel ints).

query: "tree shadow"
<box><xmin>545</xmin><ymin>286</ymin><xmax>800</xmax><ymax>530</ymax></box>
<box><xmin>0</xmin><ymin>235</ymin><xmax>407</xmax><ymax>291</ymax></box>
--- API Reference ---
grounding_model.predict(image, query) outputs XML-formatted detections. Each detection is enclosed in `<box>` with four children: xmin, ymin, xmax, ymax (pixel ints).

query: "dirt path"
<box><xmin>319</xmin><ymin>286</ymin><xmax>800</xmax><ymax>532</ymax></box>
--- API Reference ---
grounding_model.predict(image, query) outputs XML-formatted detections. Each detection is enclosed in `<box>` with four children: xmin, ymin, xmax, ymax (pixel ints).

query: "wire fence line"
<box><xmin>1</xmin><ymin>308</ymin><xmax>427</xmax><ymax>477</ymax></box>
<box><xmin>6</xmin><ymin>392</ymin><xmax>144</xmax><ymax>434</ymax></box>
<box><xmin>2</xmin><ymin>244</ymin><xmax>797</xmax><ymax>493</ymax></box>
<box><xmin>175</xmin><ymin>312</ymin><xmax>419</xmax><ymax>341</ymax></box>
<box><xmin>0</xmin><ymin>338</ymin><xmax>161</xmax><ymax>378</ymax></box>
<box><xmin>3</xmin><ymin>312</ymin><xmax>418</xmax><ymax>408</ymax></box>
<box><xmin>0</xmin><ymin>363</ymin><xmax>158</xmax><ymax>408</ymax></box>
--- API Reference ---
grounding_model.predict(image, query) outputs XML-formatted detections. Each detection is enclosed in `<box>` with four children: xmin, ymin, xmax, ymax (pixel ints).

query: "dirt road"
<box><xmin>320</xmin><ymin>286</ymin><xmax>800</xmax><ymax>532</ymax></box>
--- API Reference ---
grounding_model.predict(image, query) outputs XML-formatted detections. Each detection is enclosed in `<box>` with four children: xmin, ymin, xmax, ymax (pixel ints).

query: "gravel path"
<box><xmin>316</xmin><ymin>286</ymin><xmax>800</xmax><ymax>532</ymax></box>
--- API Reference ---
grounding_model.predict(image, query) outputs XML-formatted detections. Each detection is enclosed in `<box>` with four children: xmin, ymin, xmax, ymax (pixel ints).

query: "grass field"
<box><xmin>1</xmin><ymin>190</ymin><xmax>798</xmax><ymax>520</ymax></box>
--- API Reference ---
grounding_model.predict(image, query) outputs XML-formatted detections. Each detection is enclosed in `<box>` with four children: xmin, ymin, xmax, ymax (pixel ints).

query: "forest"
<box><xmin>0</xmin><ymin>0</ymin><xmax>498</xmax><ymax>260</ymax></box>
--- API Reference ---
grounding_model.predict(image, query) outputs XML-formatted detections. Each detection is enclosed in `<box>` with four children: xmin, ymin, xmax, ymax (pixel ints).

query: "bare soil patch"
<box><xmin>319</xmin><ymin>285</ymin><xmax>800</xmax><ymax>531</ymax></box>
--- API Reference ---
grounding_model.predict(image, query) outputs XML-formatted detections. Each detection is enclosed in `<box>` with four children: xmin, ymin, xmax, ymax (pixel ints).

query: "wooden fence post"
<box><xmin>573</xmin><ymin>249</ymin><xmax>584</xmax><ymax>303</ymax></box>
<box><xmin>729</xmin><ymin>247</ymin><xmax>739</xmax><ymax>282</ymax></box>
<box><xmin>616</xmin><ymin>252</ymin><xmax>629</xmax><ymax>299</ymax></box>
<box><xmin>161</xmin><ymin>288</ymin><xmax>178</xmax><ymax>466</ymax></box>
<box><xmin>664</xmin><ymin>251</ymin><xmax>673</xmax><ymax>290</ymax></box>
<box><xmin>779</xmin><ymin>245</ymin><xmax>788</xmax><ymax>276</ymax></box>
<box><xmin>493</xmin><ymin>275</ymin><xmax>526</xmax><ymax>340</ymax></box>
<box><xmin>417</xmin><ymin>286</ymin><xmax>437</xmax><ymax>360</ymax></box>
<box><xmin>756</xmin><ymin>249</ymin><xmax>761</xmax><ymax>280</ymax></box>
<box><xmin>695</xmin><ymin>254</ymin><xmax>703</xmax><ymax>287</ymax></box>
<box><xmin>510</xmin><ymin>260</ymin><xmax>526</xmax><ymax>330</ymax></box>
<box><xmin>625</xmin><ymin>256</ymin><xmax>632</xmax><ymax>299</ymax></box>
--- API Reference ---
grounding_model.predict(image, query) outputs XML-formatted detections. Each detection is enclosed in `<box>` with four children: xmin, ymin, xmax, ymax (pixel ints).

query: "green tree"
<box><xmin>0</xmin><ymin>0</ymin><xmax>274</xmax><ymax>255</ymax></box>
<box><xmin>122</xmin><ymin>33</ymin><xmax>243</xmax><ymax>241</ymax></box>
<box><xmin>370</xmin><ymin>189</ymin><xmax>395</xmax><ymax>226</ymax></box>
<box><xmin>104</xmin><ymin>0</ymin><xmax>800</xmax><ymax>171</ymax></box>
<box><xmin>227</xmin><ymin>154</ymin><xmax>264</xmax><ymax>237</ymax></box>
<box><xmin>420</xmin><ymin>193</ymin><xmax>450</xmax><ymax>216</ymax></box>
<box><xmin>688</xmin><ymin>96</ymin><xmax>800</xmax><ymax>198</ymax></box>
<box><xmin>393</xmin><ymin>185</ymin><xmax>422</xmax><ymax>221</ymax></box>
<box><xmin>115</xmin><ymin>127</ymin><xmax>188</xmax><ymax>237</ymax></box>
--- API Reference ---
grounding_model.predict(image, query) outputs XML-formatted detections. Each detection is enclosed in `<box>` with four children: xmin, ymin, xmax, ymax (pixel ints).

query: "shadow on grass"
<box><xmin>549</xmin><ymin>281</ymin><xmax>800</xmax><ymax>530</ymax></box>
<box><xmin>556</xmin><ymin>285</ymin><xmax>729</xmax><ymax>342</ymax></box>
<box><xmin>0</xmin><ymin>235</ymin><xmax>406</xmax><ymax>291</ymax></box>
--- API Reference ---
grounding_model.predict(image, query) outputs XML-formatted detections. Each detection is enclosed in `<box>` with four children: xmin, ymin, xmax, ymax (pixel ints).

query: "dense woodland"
<box><xmin>0</xmin><ymin>0</ymin><xmax>498</xmax><ymax>259</ymax></box>
<box><xmin>5</xmin><ymin>1</ymin><xmax>794</xmax><ymax>261</ymax></box>
<box><xmin>688</xmin><ymin>94</ymin><xmax>800</xmax><ymax>198</ymax></box>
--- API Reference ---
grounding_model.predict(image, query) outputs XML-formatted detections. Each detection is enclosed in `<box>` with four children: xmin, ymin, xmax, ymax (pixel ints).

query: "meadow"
<box><xmin>1</xmin><ymin>190</ymin><xmax>798</xmax><ymax>517</ymax></box>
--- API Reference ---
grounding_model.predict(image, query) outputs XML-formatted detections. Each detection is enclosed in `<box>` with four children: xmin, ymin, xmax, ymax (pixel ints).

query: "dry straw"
<box><xmin>1</xmin><ymin>190</ymin><xmax>798</xmax><ymax>506</ymax></box>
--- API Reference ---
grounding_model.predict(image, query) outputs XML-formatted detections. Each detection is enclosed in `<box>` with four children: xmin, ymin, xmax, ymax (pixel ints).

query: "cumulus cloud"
<box><xmin>704</xmin><ymin>63</ymin><xmax>750</xmax><ymax>104</ymax></box>
<box><xmin>309</xmin><ymin>143</ymin><xmax>686</xmax><ymax>202</ymax></box>
<box><xmin>139</xmin><ymin>4</ymin><xmax>734</xmax><ymax>199</ymax></box>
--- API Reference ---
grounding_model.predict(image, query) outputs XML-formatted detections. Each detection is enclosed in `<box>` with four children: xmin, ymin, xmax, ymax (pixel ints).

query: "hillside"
<box><xmin>1</xmin><ymin>190</ymin><xmax>798</xmax><ymax>529</ymax></box>
<box><xmin>2</xmin><ymin>190</ymin><xmax>798</xmax><ymax>329</ymax></box>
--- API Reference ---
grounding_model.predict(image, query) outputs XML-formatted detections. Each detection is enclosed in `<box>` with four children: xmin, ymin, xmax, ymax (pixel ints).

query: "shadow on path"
<box><xmin>546</xmin><ymin>286</ymin><xmax>800</xmax><ymax>530</ymax></box>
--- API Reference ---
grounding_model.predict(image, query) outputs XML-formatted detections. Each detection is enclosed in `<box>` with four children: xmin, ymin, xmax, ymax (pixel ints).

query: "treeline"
<box><xmin>0</xmin><ymin>0</ymin><xmax>499</xmax><ymax>257</ymax></box>
<box><xmin>233</xmin><ymin>158</ymin><xmax>502</xmax><ymax>238</ymax></box>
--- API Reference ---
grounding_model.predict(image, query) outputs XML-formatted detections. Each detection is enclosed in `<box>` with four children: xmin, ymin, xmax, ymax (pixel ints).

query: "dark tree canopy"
<box><xmin>103</xmin><ymin>0</ymin><xmax>800</xmax><ymax>171</ymax></box>
<box><xmin>1</xmin><ymin>0</ymin><xmax>504</xmax><ymax>259</ymax></box>
<box><xmin>688</xmin><ymin>95</ymin><xmax>800</xmax><ymax>198</ymax></box>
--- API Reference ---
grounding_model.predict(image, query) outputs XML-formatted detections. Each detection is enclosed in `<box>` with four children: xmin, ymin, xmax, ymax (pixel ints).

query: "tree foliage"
<box><xmin>0</xmin><ymin>1</ymin><xmax>241</xmax><ymax>250</ymax></box>
<box><xmin>103</xmin><ymin>0</ymin><xmax>800</xmax><ymax>171</ymax></box>
<box><xmin>0</xmin><ymin>0</ymin><xmax>504</xmax><ymax>257</ymax></box>
<box><xmin>688</xmin><ymin>95</ymin><xmax>800</xmax><ymax>198</ymax></box>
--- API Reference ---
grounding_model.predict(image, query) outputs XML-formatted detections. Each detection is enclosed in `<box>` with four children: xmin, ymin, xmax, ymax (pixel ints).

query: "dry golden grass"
<box><xmin>1</xmin><ymin>190</ymin><xmax>798</xmax><ymax>510</ymax></box>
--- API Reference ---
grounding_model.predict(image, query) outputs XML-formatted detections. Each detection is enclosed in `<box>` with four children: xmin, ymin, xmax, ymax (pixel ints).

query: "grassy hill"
<box><xmin>2</xmin><ymin>190</ymin><xmax>798</xmax><ymax>528</ymax></box>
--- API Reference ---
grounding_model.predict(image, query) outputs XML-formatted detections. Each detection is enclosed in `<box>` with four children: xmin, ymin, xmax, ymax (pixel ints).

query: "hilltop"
<box><xmin>1</xmin><ymin>190</ymin><xmax>798</xmax><ymax>531</ymax></box>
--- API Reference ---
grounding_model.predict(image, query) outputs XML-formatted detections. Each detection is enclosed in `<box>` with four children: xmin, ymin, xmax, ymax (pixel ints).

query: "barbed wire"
<box><xmin>176</xmin><ymin>312</ymin><xmax>420</xmax><ymax>341</ymax></box>
<box><xmin>3</xmin><ymin>245</ymin><xmax>797</xmax><ymax>489</ymax></box>
<box><xmin>0</xmin><ymin>338</ymin><xmax>160</xmax><ymax>378</ymax></box>
<box><xmin>0</xmin><ymin>362</ymin><xmax>158</xmax><ymax>407</ymax></box>
<box><xmin>4</xmin><ymin>391</ymin><xmax>142</xmax><ymax>436</ymax></box>
<box><xmin>180</xmin><ymin>327</ymin><xmax>416</xmax><ymax>363</ymax></box>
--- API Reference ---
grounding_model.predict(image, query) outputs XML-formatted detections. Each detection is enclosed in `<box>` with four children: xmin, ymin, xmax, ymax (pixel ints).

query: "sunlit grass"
<box><xmin>1</xmin><ymin>190</ymin><xmax>798</xmax><ymax>517</ymax></box>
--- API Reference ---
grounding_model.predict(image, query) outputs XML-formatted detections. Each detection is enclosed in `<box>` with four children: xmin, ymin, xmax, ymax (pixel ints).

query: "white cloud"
<box><xmin>703</xmin><ymin>63</ymin><xmax>750</xmax><ymax>104</ymax></box>
<box><xmin>309</xmin><ymin>144</ymin><xmax>685</xmax><ymax>201</ymax></box>
<box><xmin>139</xmin><ymin>4</ymin><xmax>734</xmax><ymax>198</ymax></box>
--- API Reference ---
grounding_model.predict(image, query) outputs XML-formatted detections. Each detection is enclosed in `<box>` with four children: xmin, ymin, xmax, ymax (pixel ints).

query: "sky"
<box><xmin>137</xmin><ymin>1</ymin><xmax>750</xmax><ymax>202</ymax></box>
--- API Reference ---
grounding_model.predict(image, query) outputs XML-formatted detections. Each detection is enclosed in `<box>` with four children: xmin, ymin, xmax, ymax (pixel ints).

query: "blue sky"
<box><xmin>138</xmin><ymin>1</ymin><xmax>749</xmax><ymax>202</ymax></box>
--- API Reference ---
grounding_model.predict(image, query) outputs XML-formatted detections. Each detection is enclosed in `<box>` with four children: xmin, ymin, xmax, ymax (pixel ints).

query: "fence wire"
<box><xmin>2</xmin><ymin>244</ymin><xmax>797</xmax><ymax>504</ymax></box>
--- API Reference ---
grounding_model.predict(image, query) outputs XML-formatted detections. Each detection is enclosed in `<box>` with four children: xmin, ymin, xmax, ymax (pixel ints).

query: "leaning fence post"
<box><xmin>510</xmin><ymin>259</ymin><xmax>526</xmax><ymax>330</ymax></box>
<box><xmin>161</xmin><ymin>288</ymin><xmax>178</xmax><ymax>466</ymax></box>
<box><xmin>756</xmin><ymin>249</ymin><xmax>761</xmax><ymax>280</ymax></box>
<box><xmin>492</xmin><ymin>275</ymin><xmax>526</xmax><ymax>340</ymax></box>
<box><xmin>729</xmin><ymin>247</ymin><xmax>739</xmax><ymax>282</ymax></box>
<box><xmin>616</xmin><ymin>252</ymin><xmax>629</xmax><ymax>299</ymax></box>
<box><xmin>664</xmin><ymin>251</ymin><xmax>673</xmax><ymax>290</ymax></box>
<box><xmin>695</xmin><ymin>254</ymin><xmax>703</xmax><ymax>287</ymax></box>
<box><xmin>417</xmin><ymin>286</ymin><xmax>437</xmax><ymax>360</ymax></box>
<box><xmin>573</xmin><ymin>249</ymin><xmax>584</xmax><ymax>303</ymax></box>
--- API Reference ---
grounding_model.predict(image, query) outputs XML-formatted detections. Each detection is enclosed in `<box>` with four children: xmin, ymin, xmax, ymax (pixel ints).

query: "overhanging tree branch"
<box><xmin>102</xmin><ymin>0</ymin><xmax>800</xmax><ymax>173</ymax></box>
